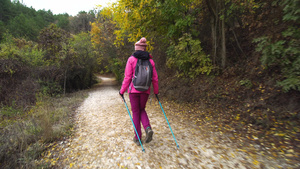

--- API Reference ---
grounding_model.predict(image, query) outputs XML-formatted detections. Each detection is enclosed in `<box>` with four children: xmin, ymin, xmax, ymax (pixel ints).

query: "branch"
<box><xmin>205</xmin><ymin>0</ymin><xmax>217</xmax><ymax>17</ymax></box>
<box><xmin>231</xmin><ymin>29</ymin><xmax>247</xmax><ymax>58</ymax></box>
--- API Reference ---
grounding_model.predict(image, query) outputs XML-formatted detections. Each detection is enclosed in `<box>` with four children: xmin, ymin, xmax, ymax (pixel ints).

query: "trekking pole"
<box><xmin>121</xmin><ymin>95</ymin><xmax>145</xmax><ymax>152</ymax></box>
<box><xmin>156</xmin><ymin>95</ymin><xmax>179</xmax><ymax>148</ymax></box>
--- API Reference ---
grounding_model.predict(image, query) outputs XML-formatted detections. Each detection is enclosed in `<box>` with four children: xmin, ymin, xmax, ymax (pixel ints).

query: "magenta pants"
<box><xmin>129</xmin><ymin>93</ymin><xmax>151</xmax><ymax>140</ymax></box>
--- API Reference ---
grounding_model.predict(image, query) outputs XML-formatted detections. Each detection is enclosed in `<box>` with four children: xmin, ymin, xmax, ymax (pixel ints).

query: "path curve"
<box><xmin>52</xmin><ymin>76</ymin><xmax>291</xmax><ymax>168</ymax></box>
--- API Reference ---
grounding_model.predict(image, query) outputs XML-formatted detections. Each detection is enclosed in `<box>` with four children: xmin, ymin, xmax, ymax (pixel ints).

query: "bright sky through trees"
<box><xmin>21</xmin><ymin>0</ymin><xmax>116</xmax><ymax>16</ymax></box>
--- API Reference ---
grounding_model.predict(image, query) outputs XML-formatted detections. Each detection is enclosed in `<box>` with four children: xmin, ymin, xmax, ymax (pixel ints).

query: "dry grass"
<box><xmin>0</xmin><ymin>91</ymin><xmax>88</xmax><ymax>168</ymax></box>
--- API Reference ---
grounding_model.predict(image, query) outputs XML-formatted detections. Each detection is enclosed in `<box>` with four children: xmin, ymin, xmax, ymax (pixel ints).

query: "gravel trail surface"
<box><xmin>48</xmin><ymin>76</ymin><xmax>291</xmax><ymax>169</ymax></box>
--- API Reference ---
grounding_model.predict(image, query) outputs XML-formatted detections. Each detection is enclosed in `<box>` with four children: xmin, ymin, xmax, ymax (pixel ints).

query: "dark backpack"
<box><xmin>132</xmin><ymin>58</ymin><xmax>153</xmax><ymax>91</ymax></box>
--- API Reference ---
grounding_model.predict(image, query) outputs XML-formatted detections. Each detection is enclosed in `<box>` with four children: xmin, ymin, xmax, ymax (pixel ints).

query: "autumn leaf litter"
<box><xmin>37</xmin><ymin>77</ymin><xmax>297</xmax><ymax>168</ymax></box>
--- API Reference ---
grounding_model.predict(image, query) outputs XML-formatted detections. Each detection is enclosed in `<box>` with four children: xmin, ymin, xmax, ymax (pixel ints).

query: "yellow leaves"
<box><xmin>231</xmin><ymin>153</ymin><xmax>235</xmax><ymax>158</ymax></box>
<box><xmin>252</xmin><ymin>160</ymin><xmax>259</xmax><ymax>165</ymax></box>
<box><xmin>46</xmin><ymin>151</ymin><xmax>52</xmax><ymax>157</ymax></box>
<box><xmin>253</xmin><ymin>4</ymin><xmax>260</xmax><ymax>9</ymax></box>
<box><xmin>70</xmin><ymin>163</ymin><xmax>75</xmax><ymax>167</ymax></box>
<box><xmin>229</xmin><ymin>136</ymin><xmax>235</xmax><ymax>140</ymax></box>
<box><xmin>238</xmin><ymin>149</ymin><xmax>247</xmax><ymax>152</ymax></box>
<box><xmin>96</xmin><ymin>4</ymin><xmax>102</xmax><ymax>9</ymax></box>
<box><xmin>90</xmin><ymin>22</ymin><xmax>102</xmax><ymax>47</ymax></box>
<box><xmin>100</xmin><ymin>6</ymin><xmax>113</xmax><ymax>19</ymax></box>
<box><xmin>274</xmin><ymin>133</ymin><xmax>285</xmax><ymax>137</ymax></box>
<box><xmin>94</xmin><ymin>0</ymin><xmax>157</xmax><ymax>51</ymax></box>
<box><xmin>252</xmin><ymin>135</ymin><xmax>259</xmax><ymax>140</ymax></box>
<box><xmin>50</xmin><ymin>158</ymin><xmax>58</xmax><ymax>166</ymax></box>
<box><xmin>235</xmin><ymin>114</ymin><xmax>240</xmax><ymax>120</ymax></box>
<box><xmin>285</xmin><ymin>154</ymin><xmax>295</xmax><ymax>158</ymax></box>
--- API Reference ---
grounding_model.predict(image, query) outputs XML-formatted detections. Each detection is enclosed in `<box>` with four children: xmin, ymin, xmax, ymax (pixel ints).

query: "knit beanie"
<box><xmin>135</xmin><ymin>37</ymin><xmax>147</xmax><ymax>51</ymax></box>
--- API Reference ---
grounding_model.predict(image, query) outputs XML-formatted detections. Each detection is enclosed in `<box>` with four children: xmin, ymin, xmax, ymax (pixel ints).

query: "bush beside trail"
<box><xmin>0</xmin><ymin>25</ymin><xmax>100</xmax><ymax>168</ymax></box>
<box><xmin>0</xmin><ymin>91</ymin><xmax>87</xmax><ymax>168</ymax></box>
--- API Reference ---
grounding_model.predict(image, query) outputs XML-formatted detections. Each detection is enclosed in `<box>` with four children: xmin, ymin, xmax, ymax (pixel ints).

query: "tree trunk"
<box><xmin>64</xmin><ymin>68</ymin><xmax>67</xmax><ymax>95</ymax></box>
<box><xmin>221</xmin><ymin>6</ymin><xmax>226</xmax><ymax>69</ymax></box>
<box><xmin>211</xmin><ymin>16</ymin><xmax>217</xmax><ymax>66</ymax></box>
<box><xmin>206</xmin><ymin>0</ymin><xmax>218</xmax><ymax>67</ymax></box>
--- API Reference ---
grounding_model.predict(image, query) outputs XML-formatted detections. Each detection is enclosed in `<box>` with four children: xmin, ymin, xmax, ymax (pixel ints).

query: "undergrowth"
<box><xmin>0</xmin><ymin>91</ymin><xmax>87</xmax><ymax>168</ymax></box>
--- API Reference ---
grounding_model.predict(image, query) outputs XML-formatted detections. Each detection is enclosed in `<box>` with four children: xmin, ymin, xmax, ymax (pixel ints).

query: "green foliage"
<box><xmin>21</xmin><ymin>46</ymin><xmax>46</xmax><ymax>67</ymax></box>
<box><xmin>0</xmin><ymin>5</ymin><xmax>102</xmax><ymax>168</ymax></box>
<box><xmin>0</xmin><ymin>21</ymin><xmax>6</xmax><ymax>41</ymax></box>
<box><xmin>281</xmin><ymin>0</ymin><xmax>300</xmax><ymax>22</ymax></box>
<box><xmin>224</xmin><ymin>0</ymin><xmax>259</xmax><ymax>24</ymax></box>
<box><xmin>0</xmin><ymin>34</ymin><xmax>19</xmax><ymax>60</ymax></box>
<box><xmin>167</xmin><ymin>33</ymin><xmax>213</xmax><ymax>78</ymax></box>
<box><xmin>0</xmin><ymin>30</ymin><xmax>98</xmax><ymax>106</ymax></box>
<box><xmin>110</xmin><ymin>58</ymin><xmax>124</xmax><ymax>83</ymax></box>
<box><xmin>69</xmin><ymin>32</ymin><xmax>99</xmax><ymax>89</ymax></box>
<box><xmin>72</xmin><ymin>32</ymin><xmax>95</xmax><ymax>60</ymax></box>
<box><xmin>69</xmin><ymin>11</ymin><xmax>95</xmax><ymax>34</ymax></box>
<box><xmin>56</xmin><ymin>13</ymin><xmax>70</xmax><ymax>31</ymax></box>
<box><xmin>36</xmin><ymin>9</ymin><xmax>55</xmax><ymax>23</ymax></box>
<box><xmin>254</xmin><ymin>0</ymin><xmax>300</xmax><ymax>92</ymax></box>
<box><xmin>7</xmin><ymin>13</ymin><xmax>39</xmax><ymax>40</ymax></box>
<box><xmin>0</xmin><ymin>103</ymin><xmax>21</xmax><ymax>117</ymax></box>
<box><xmin>254</xmin><ymin>33</ymin><xmax>300</xmax><ymax>92</ymax></box>
<box><xmin>0</xmin><ymin>0</ymin><xmax>82</xmax><ymax>41</ymax></box>
<box><xmin>1</xmin><ymin>1</ymin><xmax>55</xmax><ymax>41</ymax></box>
<box><xmin>90</xmin><ymin>11</ymin><xmax>129</xmax><ymax>82</ymax></box>
<box><xmin>239</xmin><ymin>79</ymin><xmax>253</xmax><ymax>89</ymax></box>
<box><xmin>38</xmin><ymin>80</ymin><xmax>62</xmax><ymax>97</ymax></box>
<box><xmin>277</xmin><ymin>77</ymin><xmax>300</xmax><ymax>92</ymax></box>
<box><xmin>38</xmin><ymin>24</ymin><xmax>71</xmax><ymax>64</ymax></box>
<box><xmin>0</xmin><ymin>0</ymin><xmax>12</xmax><ymax>23</ymax></box>
<box><xmin>0</xmin><ymin>33</ymin><xmax>46</xmax><ymax>66</ymax></box>
<box><xmin>103</xmin><ymin>0</ymin><xmax>200</xmax><ymax>49</ymax></box>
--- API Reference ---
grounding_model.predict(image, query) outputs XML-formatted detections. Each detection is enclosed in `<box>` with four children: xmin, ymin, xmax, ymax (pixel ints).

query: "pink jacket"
<box><xmin>120</xmin><ymin>54</ymin><xmax>159</xmax><ymax>95</ymax></box>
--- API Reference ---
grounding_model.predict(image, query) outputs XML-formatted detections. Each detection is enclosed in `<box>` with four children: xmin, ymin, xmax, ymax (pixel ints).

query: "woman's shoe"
<box><xmin>145</xmin><ymin>127</ymin><xmax>153</xmax><ymax>143</ymax></box>
<box><xmin>133</xmin><ymin>137</ymin><xmax>142</xmax><ymax>146</ymax></box>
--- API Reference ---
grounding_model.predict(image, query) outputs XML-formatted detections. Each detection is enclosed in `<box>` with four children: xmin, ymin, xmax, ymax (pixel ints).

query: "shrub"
<box><xmin>166</xmin><ymin>33</ymin><xmax>213</xmax><ymax>79</ymax></box>
<box><xmin>0</xmin><ymin>91</ymin><xmax>87</xmax><ymax>168</ymax></box>
<box><xmin>254</xmin><ymin>0</ymin><xmax>300</xmax><ymax>92</ymax></box>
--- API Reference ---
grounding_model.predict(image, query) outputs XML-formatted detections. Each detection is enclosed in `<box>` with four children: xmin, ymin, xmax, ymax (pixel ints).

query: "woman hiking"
<box><xmin>119</xmin><ymin>37</ymin><xmax>159</xmax><ymax>146</ymax></box>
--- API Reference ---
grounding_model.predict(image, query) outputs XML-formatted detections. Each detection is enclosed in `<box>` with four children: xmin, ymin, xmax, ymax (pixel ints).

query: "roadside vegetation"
<box><xmin>0</xmin><ymin>91</ymin><xmax>87</xmax><ymax>168</ymax></box>
<box><xmin>0</xmin><ymin>1</ymin><xmax>100</xmax><ymax>168</ymax></box>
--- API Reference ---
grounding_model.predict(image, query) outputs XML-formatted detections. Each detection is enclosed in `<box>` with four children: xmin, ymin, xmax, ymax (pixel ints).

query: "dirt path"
<box><xmin>46</xmin><ymin>77</ymin><xmax>293</xmax><ymax>168</ymax></box>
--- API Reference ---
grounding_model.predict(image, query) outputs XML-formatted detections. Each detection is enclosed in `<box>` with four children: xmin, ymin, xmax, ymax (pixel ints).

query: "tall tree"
<box><xmin>55</xmin><ymin>13</ymin><xmax>70</xmax><ymax>31</ymax></box>
<box><xmin>0</xmin><ymin>0</ymin><xmax>13</xmax><ymax>23</ymax></box>
<box><xmin>204</xmin><ymin>0</ymin><xmax>258</xmax><ymax>68</ymax></box>
<box><xmin>69</xmin><ymin>11</ymin><xmax>95</xmax><ymax>34</ymax></box>
<box><xmin>7</xmin><ymin>13</ymin><xmax>39</xmax><ymax>40</ymax></box>
<box><xmin>98</xmin><ymin>0</ymin><xmax>212</xmax><ymax>78</ymax></box>
<box><xmin>38</xmin><ymin>24</ymin><xmax>71</xmax><ymax>62</ymax></box>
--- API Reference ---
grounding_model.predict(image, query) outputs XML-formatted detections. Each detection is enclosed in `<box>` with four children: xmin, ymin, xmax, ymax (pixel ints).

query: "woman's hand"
<box><xmin>119</xmin><ymin>91</ymin><xmax>124</xmax><ymax>102</ymax></box>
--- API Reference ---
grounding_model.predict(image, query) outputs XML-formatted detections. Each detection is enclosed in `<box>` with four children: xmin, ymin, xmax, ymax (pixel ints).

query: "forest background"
<box><xmin>0</xmin><ymin>0</ymin><xmax>299</xmax><ymax>168</ymax></box>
